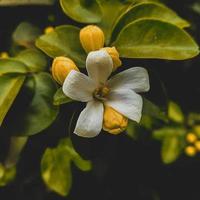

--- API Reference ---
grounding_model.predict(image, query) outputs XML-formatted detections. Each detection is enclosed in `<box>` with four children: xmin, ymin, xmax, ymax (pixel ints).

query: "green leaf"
<box><xmin>113</xmin><ymin>19</ymin><xmax>199</xmax><ymax>60</ymax></box>
<box><xmin>60</xmin><ymin>0</ymin><xmax>102</xmax><ymax>23</ymax></box>
<box><xmin>41</xmin><ymin>138</ymin><xmax>91</xmax><ymax>196</ymax></box>
<box><xmin>15</xmin><ymin>49</ymin><xmax>47</xmax><ymax>72</ymax></box>
<box><xmin>112</xmin><ymin>2</ymin><xmax>189</xmax><ymax>42</ymax></box>
<box><xmin>153</xmin><ymin>127</ymin><xmax>186</xmax><ymax>140</ymax></box>
<box><xmin>12</xmin><ymin>22</ymin><xmax>41</xmax><ymax>48</ymax></box>
<box><xmin>0</xmin><ymin>0</ymin><xmax>55</xmax><ymax>6</ymax></box>
<box><xmin>36</xmin><ymin>25</ymin><xmax>86</xmax><ymax>68</ymax></box>
<box><xmin>0</xmin><ymin>164</ymin><xmax>16</xmax><ymax>187</ymax></box>
<box><xmin>59</xmin><ymin>138</ymin><xmax>92</xmax><ymax>171</ymax></box>
<box><xmin>161</xmin><ymin>136</ymin><xmax>183</xmax><ymax>164</ymax></box>
<box><xmin>142</xmin><ymin>98</ymin><xmax>167</xmax><ymax>122</ymax></box>
<box><xmin>97</xmin><ymin>0</ymin><xmax>133</xmax><ymax>44</ymax></box>
<box><xmin>53</xmin><ymin>88</ymin><xmax>73</xmax><ymax>106</ymax></box>
<box><xmin>187</xmin><ymin>113</ymin><xmax>200</xmax><ymax>127</ymax></box>
<box><xmin>41</xmin><ymin>148</ymin><xmax>72</xmax><ymax>196</ymax></box>
<box><xmin>191</xmin><ymin>2</ymin><xmax>200</xmax><ymax>15</ymax></box>
<box><xmin>0</xmin><ymin>59</ymin><xmax>29</xmax><ymax>75</ymax></box>
<box><xmin>126</xmin><ymin>120</ymin><xmax>138</xmax><ymax>139</ymax></box>
<box><xmin>9</xmin><ymin>72</ymin><xmax>59</xmax><ymax>136</ymax></box>
<box><xmin>168</xmin><ymin>101</ymin><xmax>184</xmax><ymax>124</ymax></box>
<box><xmin>0</xmin><ymin>75</ymin><xmax>25</xmax><ymax>125</ymax></box>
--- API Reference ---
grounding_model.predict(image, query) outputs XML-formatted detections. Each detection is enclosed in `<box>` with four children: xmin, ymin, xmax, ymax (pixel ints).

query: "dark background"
<box><xmin>1</xmin><ymin>0</ymin><xmax>200</xmax><ymax>199</ymax></box>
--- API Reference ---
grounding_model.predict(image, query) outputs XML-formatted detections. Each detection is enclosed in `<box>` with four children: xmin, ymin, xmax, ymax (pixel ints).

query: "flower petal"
<box><xmin>105</xmin><ymin>89</ymin><xmax>143</xmax><ymax>123</ymax></box>
<box><xmin>86</xmin><ymin>50</ymin><xmax>113</xmax><ymax>84</ymax></box>
<box><xmin>108</xmin><ymin>67</ymin><xmax>150</xmax><ymax>92</ymax></box>
<box><xmin>62</xmin><ymin>70</ymin><xmax>95</xmax><ymax>102</ymax></box>
<box><xmin>74</xmin><ymin>101</ymin><xmax>104</xmax><ymax>137</ymax></box>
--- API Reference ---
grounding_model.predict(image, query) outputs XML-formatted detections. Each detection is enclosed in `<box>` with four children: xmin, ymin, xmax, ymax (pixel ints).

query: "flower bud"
<box><xmin>44</xmin><ymin>26</ymin><xmax>54</xmax><ymax>34</ymax></box>
<box><xmin>0</xmin><ymin>52</ymin><xmax>9</xmax><ymax>59</ymax></box>
<box><xmin>102</xmin><ymin>47</ymin><xmax>122</xmax><ymax>71</ymax></box>
<box><xmin>103</xmin><ymin>106</ymin><xmax>128</xmax><ymax>135</ymax></box>
<box><xmin>80</xmin><ymin>25</ymin><xmax>105</xmax><ymax>53</ymax></box>
<box><xmin>52</xmin><ymin>57</ymin><xmax>79</xmax><ymax>85</ymax></box>
<box><xmin>185</xmin><ymin>146</ymin><xmax>196</xmax><ymax>157</ymax></box>
<box><xmin>194</xmin><ymin>141</ymin><xmax>200</xmax><ymax>151</ymax></box>
<box><xmin>186</xmin><ymin>132</ymin><xmax>197</xmax><ymax>143</ymax></box>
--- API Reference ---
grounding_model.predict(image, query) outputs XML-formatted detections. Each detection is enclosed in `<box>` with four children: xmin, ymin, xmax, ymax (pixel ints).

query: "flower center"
<box><xmin>93</xmin><ymin>85</ymin><xmax>110</xmax><ymax>101</ymax></box>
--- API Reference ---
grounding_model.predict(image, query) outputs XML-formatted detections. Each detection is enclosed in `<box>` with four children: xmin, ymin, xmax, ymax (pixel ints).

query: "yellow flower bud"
<box><xmin>0</xmin><ymin>52</ymin><xmax>9</xmax><ymax>59</ymax></box>
<box><xmin>185</xmin><ymin>146</ymin><xmax>197</xmax><ymax>157</ymax></box>
<box><xmin>52</xmin><ymin>56</ymin><xmax>79</xmax><ymax>85</ymax></box>
<box><xmin>44</xmin><ymin>26</ymin><xmax>54</xmax><ymax>34</ymax></box>
<box><xmin>186</xmin><ymin>132</ymin><xmax>197</xmax><ymax>143</ymax></box>
<box><xmin>80</xmin><ymin>25</ymin><xmax>105</xmax><ymax>53</ymax></box>
<box><xmin>102</xmin><ymin>47</ymin><xmax>122</xmax><ymax>71</ymax></box>
<box><xmin>103</xmin><ymin>106</ymin><xmax>128</xmax><ymax>135</ymax></box>
<box><xmin>194</xmin><ymin>141</ymin><xmax>200</xmax><ymax>151</ymax></box>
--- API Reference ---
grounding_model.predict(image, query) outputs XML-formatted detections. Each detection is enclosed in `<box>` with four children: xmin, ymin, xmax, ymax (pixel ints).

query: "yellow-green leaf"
<box><xmin>53</xmin><ymin>88</ymin><xmax>73</xmax><ymax>106</ymax></box>
<box><xmin>112</xmin><ymin>2</ymin><xmax>189</xmax><ymax>42</ymax></box>
<box><xmin>15</xmin><ymin>49</ymin><xmax>47</xmax><ymax>72</ymax></box>
<box><xmin>0</xmin><ymin>75</ymin><xmax>25</xmax><ymax>125</ymax></box>
<box><xmin>36</xmin><ymin>25</ymin><xmax>86</xmax><ymax>68</ymax></box>
<box><xmin>41</xmin><ymin>138</ymin><xmax>91</xmax><ymax>196</ymax></box>
<box><xmin>60</xmin><ymin>0</ymin><xmax>102</xmax><ymax>23</ymax></box>
<box><xmin>114</xmin><ymin>19</ymin><xmax>199</xmax><ymax>60</ymax></box>
<box><xmin>168</xmin><ymin>101</ymin><xmax>184</xmax><ymax>124</ymax></box>
<box><xmin>0</xmin><ymin>59</ymin><xmax>29</xmax><ymax>75</ymax></box>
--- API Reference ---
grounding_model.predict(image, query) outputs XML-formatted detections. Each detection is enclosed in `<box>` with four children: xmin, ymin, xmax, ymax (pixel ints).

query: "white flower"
<box><xmin>62</xmin><ymin>50</ymin><xmax>150</xmax><ymax>137</ymax></box>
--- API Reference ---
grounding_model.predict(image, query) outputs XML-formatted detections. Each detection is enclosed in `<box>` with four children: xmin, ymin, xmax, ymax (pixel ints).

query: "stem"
<box><xmin>4</xmin><ymin>136</ymin><xmax>28</xmax><ymax>168</ymax></box>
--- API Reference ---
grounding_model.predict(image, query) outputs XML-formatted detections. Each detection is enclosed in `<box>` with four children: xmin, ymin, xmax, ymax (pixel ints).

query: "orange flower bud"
<box><xmin>102</xmin><ymin>47</ymin><xmax>122</xmax><ymax>71</ymax></box>
<box><xmin>80</xmin><ymin>25</ymin><xmax>104</xmax><ymax>53</ymax></box>
<box><xmin>103</xmin><ymin>105</ymin><xmax>128</xmax><ymax>135</ymax></box>
<box><xmin>52</xmin><ymin>57</ymin><xmax>79</xmax><ymax>85</ymax></box>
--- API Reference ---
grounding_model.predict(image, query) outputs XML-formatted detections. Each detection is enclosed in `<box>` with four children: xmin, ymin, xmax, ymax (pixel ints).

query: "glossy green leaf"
<box><xmin>15</xmin><ymin>49</ymin><xmax>47</xmax><ymax>72</ymax></box>
<box><xmin>12</xmin><ymin>22</ymin><xmax>41</xmax><ymax>48</ymax></box>
<box><xmin>9</xmin><ymin>72</ymin><xmax>59</xmax><ymax>136</ymax></box>
<box><xmin>41</xmin><ymin>138</ymin><xmax>91</xmax><ymax>196</ymax></box>
<box><xmin>97</xmin><ymin>0</ymin><xmax>133</xmax><ymax>44</ymax></box>
<box><xmin>0</xmin><ymin>75</ymin><xmax>25</xmax><ymax>125</ymax></box>
<box><xmin>161</xmin><ymin>136</ymin><xmax>183</xmax><ymax>164</ymax></box>
<box><xmin>53</xmin><ymin>88</ymin><xmax>73</xmax><ymax>106</ymax></box>
<box><xmin>0</xmin><ymin>59</ymin><xmax>29</xmax><ymax>75</ymax></box>
<box><xmin>112</xmin><ymin>2</ymin><xmax>189</xmax><ymax>42</ymax></box>
<box><xmin>114</xmin><ymin>19</ymin><xmax>199</xmax><ymax>60</ymax></box>
<box><xmin>36</xmin><ymin>25</ymin><xmax>86</xmax><ymax>68</ymax></box>
<box><xmin>168</xmin><ymin>101</ymin><xmax>184</xmax><ymax>124</ymax></box>
<box><xmin>60</xmin><ymin>0</ymin><xmax>102</xmax><ymax>23</ymax></box>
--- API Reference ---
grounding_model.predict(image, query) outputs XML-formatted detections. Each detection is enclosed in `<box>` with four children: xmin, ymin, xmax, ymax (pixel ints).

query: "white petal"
<box><xmin>74</xmin><ymin>101</ymin><xmax>104</xmax><ymax>137</ymax></box>
<box><xmin>86</xmin><ymin>50</ymin><xmax>113</xmax><ymax>84</ymax></box>
<box><xmin>105</xmin><ymin>89</ymin><xmax>143</xmax><ymax>123</ymax></box>
<box><xmin>62</xmin><ymin>70</ymin><xmax>95</xmax><ymax>102</ymax></box>
<box><xmin>108</xmin><ymin>67</ymin><xmax>150</xmax><ymax>93</ymax></box>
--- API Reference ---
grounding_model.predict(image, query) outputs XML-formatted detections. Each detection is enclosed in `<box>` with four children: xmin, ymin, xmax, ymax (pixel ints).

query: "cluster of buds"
<box><xmin>51</xmin><ymin>25</ymin><xmax>126</xmax><ymax>135</ymax></box>
<box><xmin>185</xmin><ymin>129</ymin><xmax>200</xmax><ymax>157</ymax></box>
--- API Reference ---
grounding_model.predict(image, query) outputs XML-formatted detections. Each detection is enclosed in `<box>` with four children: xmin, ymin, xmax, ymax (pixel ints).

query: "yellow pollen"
<box><xmin>93</xmin><ymin>85</ymin><xmax>110</xmax><ymax>101</ymax></box>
